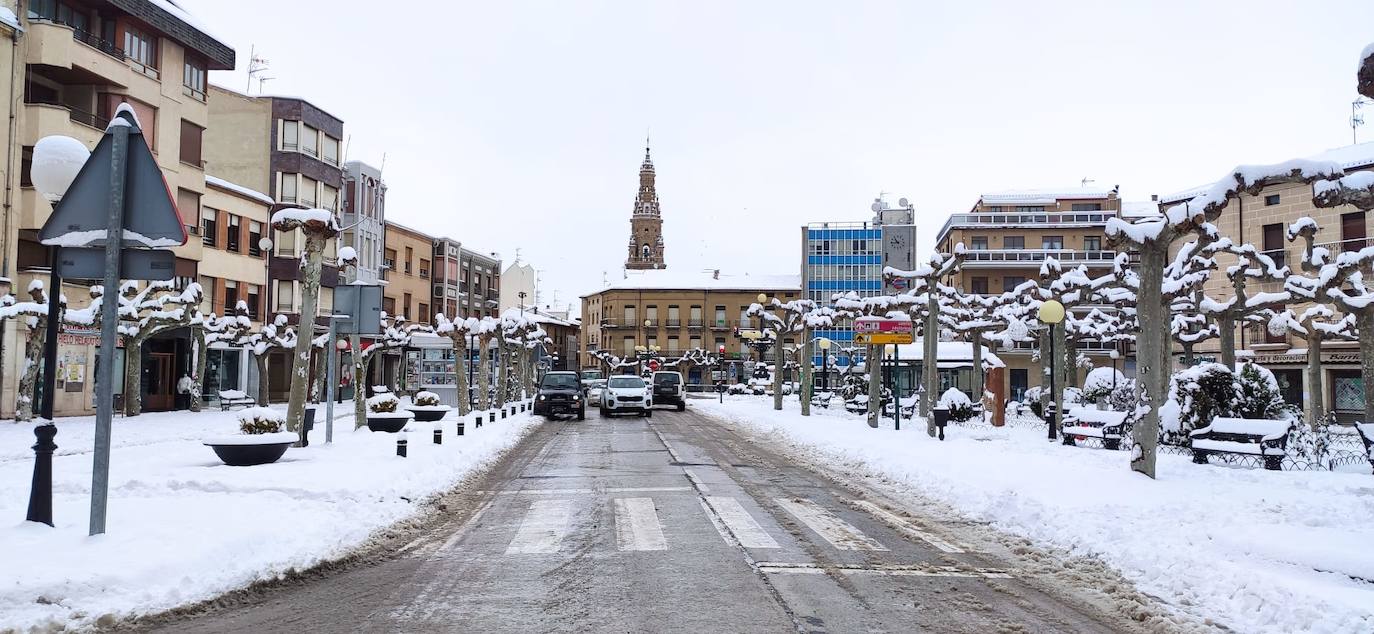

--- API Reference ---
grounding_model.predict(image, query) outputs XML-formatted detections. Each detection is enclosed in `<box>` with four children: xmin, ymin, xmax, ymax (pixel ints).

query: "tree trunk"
<box><xmin>1132</xmin><ymin>246</ymin><xmax>1167</xmax><ymax>479</ymax></box>
<box><xmin>123</xmin><ymin>335</ymin><xmax>145</xmax><ymax>417</ymax></box>
<box><xmin>496</xmin><ymin>337</ymin><xmax>509</xmax><ymax>408</ymax></box>
<box><xmin>353</xmin><ymin>347</ymin><xmax>368</xmax><ymax>428</ymax></box>
<box><xmin>866</xmin><ymin>343</ymin><xmax>880</xmax><ymax>428</ymax></box>
<box><xmin>1218</xmin><ymin>315</ymin><xmax>1237</xmax><ymax>371</ymax></box>
<box><xmin>1038</xmin><ymin>329</ymin><xmax>1051</xmax><ymax>417</ymax></box>
<box><xmin>1181</xmin><ymin>342</ymin><xmax>1195</xmax><ymax>368</ymax></box>
<box><xmin>453</xmin><ymin>337</ymin><xmax>471</xmax><ymax>415</ymax></box>
<box><xmin>773</xmin><ymin>335</ymin><xmax>785</xmax><ymax>411</ymax></box>
<box><xmin>15</xmin><ymin>324</ymin><xmax>47</xmax><ymax>422</ymax></box>
<box><xmin>1306</xmin><ymin>328</ymin><xmax>1324</xmax><ymax>428</ymax></box>
<box><xmin>800</xmin><ymin>332</ymin><xmax>813</xmax><ymax>417</ymax></box>
<box><xmin>1358</xmin><ymin>311</ymin><xmax>1374</xmax><ymax>425</ymax></box>
<box><xmin>478</xmin><ymin>337</ymin><xmax>492</xmax><ymax>411</ymax></box>
<box><xmin>286</xmin><ymin>237</ymin><xmax>324</xmax><ymax>434</ymax></box>
<box><xmin>189</xmin><ymin>325</ymin><xmax>207</xmax><ymax>412</ymax></box>
<box><xmin>923</xmin><ymin>295</ymin><xmax>939</xmax><ymax>432</ymax></box>
<box><xmin>1055</xmin><ymin>320</ymin><xmax>1070</xmax><ymax>408</ymax></box>
<box><xmin>255</xmin><ymin>354</ymin><xmax>270</xmax><ymax>406</ymax></box>
<box><xmin>970</xmin><ymin>329</ymin><xmax>985</xmax><ymax>417</ymax></box>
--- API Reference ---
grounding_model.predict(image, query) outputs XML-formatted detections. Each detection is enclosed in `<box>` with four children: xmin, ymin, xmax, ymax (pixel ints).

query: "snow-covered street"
<box><xmin>694</xmin><ymin>396</ymin><xmax>1374</xmax><ymax>634</ymax></box>
<box><xmin>0</xmin><ymin>404</ymin><xmax>541</xmax><ymax>632</ymax></box>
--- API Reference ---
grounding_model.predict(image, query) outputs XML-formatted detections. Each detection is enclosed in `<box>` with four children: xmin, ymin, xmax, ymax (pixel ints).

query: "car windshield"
<box><xmin>654</xmin><ymin>374</ymin><xmax>680</xmax><ymax>385</ymax></box>
<box><xmin>608</xmin><ymin>377</ymin><xmax>645</xmax><ymax>389</ymax></box>
<box><xmin>580</xmin><ymin>371</ymin><xmax>603</xmax><ymax>381</ymax></box>
<box><xmin>541</xmin><ymin>374</ymin><xmax>580</xmax><ymax>389</ymax></box>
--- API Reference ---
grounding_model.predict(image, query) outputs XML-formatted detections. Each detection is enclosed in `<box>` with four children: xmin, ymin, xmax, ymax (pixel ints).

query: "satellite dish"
<box><xmin>898</xmin><ymin>197</ymin><xmax>909</xmax><ymax>208</ymax></box>
<box><xmin>870</xmin><ymin>202</ymin><xmax>882</xmax><ymax>212</ymax></box>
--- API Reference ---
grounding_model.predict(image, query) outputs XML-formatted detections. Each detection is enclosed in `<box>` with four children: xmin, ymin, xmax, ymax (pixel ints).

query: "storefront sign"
<box><xmin>58</xmin><ymin>325</ymin><xmax>102</xmax><ymax>347</ymax></box>
<box><xmin>1252</xmin><ymin>351</ymin><xmax>1361</xmax><ymax>365</ymax></box>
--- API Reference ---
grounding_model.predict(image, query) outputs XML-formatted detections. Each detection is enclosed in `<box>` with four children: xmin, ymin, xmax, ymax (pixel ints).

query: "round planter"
<box><xmin>204</xmin><ymin>431</ymin><xmax>299</xmax><ymax>466</ymax></box>
<box><xmin>406</xmin><ymin>405</ymin><xmax>450</xmax><ymax>422</ymax></box>
<box><xmin>367</xmin><ymin>412</ymin><xmax>414</xmax><ymax>433</ymax></box>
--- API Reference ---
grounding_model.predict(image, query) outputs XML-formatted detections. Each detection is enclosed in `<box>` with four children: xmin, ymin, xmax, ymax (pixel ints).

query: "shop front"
<box><xmin>1252</xmin><ymin>348</ymin><xmax>1364</xmax><ymax>424</ymax></box>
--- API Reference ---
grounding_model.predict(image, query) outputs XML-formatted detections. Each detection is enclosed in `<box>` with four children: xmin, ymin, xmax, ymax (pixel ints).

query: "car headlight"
<box><xmin>538</xmin><ymin>395</ymin><xmax>546</xmax><ymax>401</ymax></box>
<box><xmin>572</xmin><ymin>394</ymin><xmax>580</xmax><ymax>401</ymax></box>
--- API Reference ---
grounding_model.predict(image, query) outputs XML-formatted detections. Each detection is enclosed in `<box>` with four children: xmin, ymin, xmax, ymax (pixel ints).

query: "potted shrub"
<box><xmin>406</xmin><ymin>390</ymin><xmax>451</xmax><ymax>422</ymax></box>
<box><xmin>204</xmin><ymin>408</ymin><xmax>298</xmax><ymax>466</ymax></box>
<box><xmin>366</xmin><ymin>392</ymin><xmax>414</xmax><ymax>433</ymax></box>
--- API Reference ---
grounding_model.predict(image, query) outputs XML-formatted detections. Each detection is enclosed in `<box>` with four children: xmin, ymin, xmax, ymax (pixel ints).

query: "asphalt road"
<box><xmin>142</xmin><ymin>404</ymin><xmax>1148</xmax><ymax>633</ymax></box>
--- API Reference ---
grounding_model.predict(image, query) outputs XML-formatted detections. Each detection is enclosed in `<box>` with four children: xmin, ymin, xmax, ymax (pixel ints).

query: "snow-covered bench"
<box><xmin>1062</xmin><ymin>408</ymin><xmax>1129</xmax><ymax>450</ymax></box>
<box><xmin>217</xmin><ymin>389</ymin><xmax>256</xmax><ymax>411</ymax></box>
<box><xmin>1189</xmin><ymin>417</ymin><xmax>1292</xmax><ymax>471</ymax></box>
<box><xmin>1356</xmin><ymin>423</ymin><xmax>1374</xmax><ymax>471</ymax></box>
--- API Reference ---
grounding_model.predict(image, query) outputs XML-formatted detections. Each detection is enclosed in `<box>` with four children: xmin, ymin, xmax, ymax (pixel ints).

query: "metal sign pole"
<box><xmin>325</xmin><ymin>318</ymin><xmax>337</xmax><ymax>443</ymax></box>
<box><xmin>893</xmin><ymin>344</ymin><xmax>900</xmax><ymax>431</ymax></box>
<box><xmin>90</xmin><ymin>123</ymin><xmax>128</xmax><ymax>537</ymax></box>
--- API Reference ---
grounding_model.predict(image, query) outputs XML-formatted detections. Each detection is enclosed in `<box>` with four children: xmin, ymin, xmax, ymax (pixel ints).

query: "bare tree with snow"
<box><xmin>271</xmin><ymin>208</ymin><xmax>340</xmax><ymax>434</ymax></box>
<box><xmin>0</xmin><ymin>281</ymin><xmax>62</xmax><ymax>421</ymax></box>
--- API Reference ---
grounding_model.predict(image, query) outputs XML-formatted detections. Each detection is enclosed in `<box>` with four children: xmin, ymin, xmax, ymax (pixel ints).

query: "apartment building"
<box><xmin>579</xmin><ymin>270</ymin><xmax>800</xmax><ymax>384</ymax></box>
<box><xmin>341</xmin><ymin>160</ymin><xmax>385</xmax><ymax>285</ymax></box>
<box><xmin>934</xmin><ymin>187</ymin><xmax>1124</xmax><ymax>400</ymax></box>
<box><xmin>432</xmin><ymin>243</ymin><xmax>501</xmax><ymax>320</ymax></box>
<box><xmin>198</xmin><ymin>175</ymin><xmax>272</xmax><ymax>400</ymax></box>
<box><xmin>382</xmin><ymin>221</ymin><xmax>433</xmax><ymax>325</ymax></box>
<box><xmin>0</xmin><ymin>0</ymin><xmax>235</xmax><ymax>416</ymax></box>
<box><xmin>1159</xmin><ymin>142</ymin><xmax>1374</xmax><ymax>422</ymax></box>
<box><xmin>205</xmin><ymin>87</ymin><xmax>343</xmax><ymax>331</ymax></box>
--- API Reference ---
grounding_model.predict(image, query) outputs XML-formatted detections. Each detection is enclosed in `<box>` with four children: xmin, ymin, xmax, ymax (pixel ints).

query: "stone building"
<box><xmin>625</xmin><ymin>143</ymin><xmax>665</xmax><ymax>270</ymax></box>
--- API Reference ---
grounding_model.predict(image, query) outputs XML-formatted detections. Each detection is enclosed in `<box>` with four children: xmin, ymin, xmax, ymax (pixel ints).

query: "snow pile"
<box><xmin>337</xmin><ymin>245</ymin><xmax>358</xmax><ymax>264</ymax></box>
<box><xmin>696</xmin><ymin>397</ymin><xmax>1374</xmax><ymax>633</ymax></box>
<box><xmin>936</xmin><ymin>387</ymin><xmax>970</xmax><ymax>409</ymax></box>
<box><xmin>0</xmin><ymin>405</ymin><xmax>542</xmax><ymax>631</ymax></box>
<box><xmin>271</xmin><ymin>208</ymin><xmax>339</xmax><ymax>230</ymax></box>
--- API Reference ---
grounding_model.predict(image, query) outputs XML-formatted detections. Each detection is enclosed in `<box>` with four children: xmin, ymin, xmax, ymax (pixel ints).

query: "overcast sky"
<box><xmin>186</xmin><ymin>0</ymin><xmax>1374</xmax><ymax>316</ymax></box>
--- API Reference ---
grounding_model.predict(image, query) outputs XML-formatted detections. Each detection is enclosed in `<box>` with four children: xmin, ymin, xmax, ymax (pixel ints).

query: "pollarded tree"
<box><xmin>472</xmin><ymin>316</ymin><xmax>500</xmax><ymax>411</ymax></box>
<box><xmin>246</xmin><ymin>315</ymin><xmax>297</xmax><ymax>406</ymax></box>
<box><xmin>351</xmin><ymin>313</ymin><xmax>433</xmax><ymax>427</ymax></box>
<box><xmin>664</xmin><ymin>347</ymin><xmax>721</xmax><ymax>385</ymax></box>
<box><xmin>116</xmin><ymin>280</ymin><xmax>203</xmax><ymax>417</ymax></box>
<box><xmin>747</xmin><ymin>298</ymin><xmax>816</xmax><ymax>412</ymax></box>
<box><xmin>1266</xmin><ymin>305</ymin><xmax>1354</xmax><ymax>426</ymax></box>
<box><xmin>189</xmin><ymin>301</ymin><xmax>254</xmax><ymax>412</ymax></box>
<box><xmin>0</xmin><ymin>281</ymin><xmax>61</xmax><ymax>421</ymax></box>
<box><xmin>1197</xmin><ymin>246</ymin><xmax>1291</xmax><ymax>371</ymax></box>
<box><xmin>435</xmin><ymin>313</ymin><xmax>477</xmax><ymax>414</ymax></box>
<box><xmin>885</xmin><ymin>246</ymin><xmax>965</xmax><ymax>434</ymax></box>
<box><xmin>832</xmin><ymin>291</ymin><xmax>916</xmax><ymax>428</ymax></box>
<box><xmin>271</xmin><ymin>207</ymin><xmax>340</xmax><ymax>434</ymax></box>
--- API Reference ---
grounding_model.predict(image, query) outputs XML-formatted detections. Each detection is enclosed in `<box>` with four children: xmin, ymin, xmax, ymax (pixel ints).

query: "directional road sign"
<box><xmin>335</xmin><ymin>284</ymin><xmax>383</xmax><ymax>334</ymax></box>
<box><xmin>57</xmin><ymin>247</ymin><xmax>175</xmax><ymax>280</ymax></box>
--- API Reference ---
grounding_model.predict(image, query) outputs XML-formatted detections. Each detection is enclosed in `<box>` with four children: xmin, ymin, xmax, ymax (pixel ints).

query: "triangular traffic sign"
<box><xmin>38</xmin><ymin>109</ymin><xmax>187</xmax><ymax>248</ymax></box>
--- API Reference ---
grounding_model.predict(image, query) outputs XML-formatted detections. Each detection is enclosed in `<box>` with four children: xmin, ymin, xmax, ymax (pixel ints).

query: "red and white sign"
<box><xmin>853</xmin><ymin>317</ymin><xmax>914</xmax><ymax>334</ymax></box>
<box><xmin>647</xmin><ymin>359</ymin><xmax>661</xmax><ymax>371</ymax></box>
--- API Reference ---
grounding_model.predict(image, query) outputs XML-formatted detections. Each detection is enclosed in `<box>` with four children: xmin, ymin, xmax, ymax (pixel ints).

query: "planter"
<box><xmin>204</xmin><ymin>432</ymin><xmax>299</xmax><ymax>466</ymax></box>
<box><xmin>406</xmin><ymin>405</ymin><xmax>450</xmax><ymax>422</ymax></box>
<box><xmin>366</xmin><ymin>412</ymin><xmax>414</xmax><ymax>433</ymax></box>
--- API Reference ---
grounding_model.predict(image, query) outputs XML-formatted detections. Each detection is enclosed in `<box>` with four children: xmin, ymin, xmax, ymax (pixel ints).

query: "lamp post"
<box><xmin>1109</xmin><ymin>348</ymin><xmax>1121</xmax><ymax>393</ymax></box>
<box><xmin>1038</xmin><ymin>299</ymin><xmax>1066</xmax><ymax>442</ymax></box>
<box><xmin>817</xmin><ymin>337</ymin><xmax>832</xmax><ymax>392</ymax></box>
<box><xmin>26</xmin><ymin>136</ymin><xmax>90</xmax><ymax>526</ymax></box>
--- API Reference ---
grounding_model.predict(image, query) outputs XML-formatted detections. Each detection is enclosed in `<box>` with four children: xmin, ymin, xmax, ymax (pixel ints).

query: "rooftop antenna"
<box><xmin>379</xmin><ymin>152</ymin><xmax>387</xmax><ymax>176</ymax></box>
<box><xmin>256</xmin><ymin>76</ymin><xmax>274</xmax><ymax>93</ymax></box>
<box><xmin>342</xmin><ymin>134</ymin><xmax>352</xmax><ymax>164</ymax></box>
<box><xmin>246</xmin><ymin>46</ymin><xmax>269</xmax><ymax>94</ymax></box>
<box><xmin>514</xmin><ymin>247</ymin><xmax>523</xmax><ymax>264</ymax></box>
<box><xmin>1353</xmin><ymin>98</ymin><xmax>1370</xmax><ymax>144</ymax></box>
<box><xmin>1081</xmin><ymin>177</ymin><xmax>1095</xmax><ymax>188</ymax></box>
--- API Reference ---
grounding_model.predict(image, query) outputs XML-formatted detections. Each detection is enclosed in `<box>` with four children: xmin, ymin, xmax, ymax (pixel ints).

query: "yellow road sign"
<box><xmin>853</xmin><ymin>332</ymin><xmax>914</xmax><ymax>345</ymax></box>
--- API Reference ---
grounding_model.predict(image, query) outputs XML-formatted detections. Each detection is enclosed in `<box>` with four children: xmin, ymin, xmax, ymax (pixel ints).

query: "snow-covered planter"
<box><xmin>366</xmin><ymin>393</ymin><xmax>413</xmax><ymax>433</ymax></box>
<box><xmin>405</xmin><ymin>390</ymin><xmax>450</xmax><ymax>422</ymax></box>
<box><xmin>203</xmin><ymin>407</ymin><xmax>298</xmax><ymax>466</ymax></box>
<box><xmin>1080</xmin><ymin>367</ymin><xmax>1127</xmax><ymax>407</ymax></box>
<box><xmin>938</xmin><ymin>388</ymin><xmax>974</xmax><ymax>423</ymax></box>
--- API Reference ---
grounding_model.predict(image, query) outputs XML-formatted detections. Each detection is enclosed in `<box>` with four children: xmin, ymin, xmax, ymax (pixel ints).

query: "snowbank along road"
<box><xmin>139</xmin><ymin>406</ymin><xmax>1171</xmax><ymax>633</ymax></box>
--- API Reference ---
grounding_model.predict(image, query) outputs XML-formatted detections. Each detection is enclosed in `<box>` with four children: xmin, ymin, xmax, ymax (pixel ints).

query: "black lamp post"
<box><xmin>1038</xmin><ymin>299</ymin><xmax>1066</xmax><ymax>442</ymax></box>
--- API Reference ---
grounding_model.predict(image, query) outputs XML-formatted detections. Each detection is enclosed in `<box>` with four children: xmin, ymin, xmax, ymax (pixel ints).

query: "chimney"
<box><xmin>1151</xmin><ymin>194</ymin><xmax>1159</xmax><ymax>201</ymax></box>
<box><xmin>713</xmin><ymin>269</ymin><xmax>720</xmax><ymax>280</ymax></box>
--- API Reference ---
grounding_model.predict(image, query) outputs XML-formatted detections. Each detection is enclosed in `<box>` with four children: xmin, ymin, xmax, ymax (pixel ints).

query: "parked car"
<box><xmin>580</xmin><ymin>369</ymin><xmax>605</xmax><ymax>388</ymax></box>
<box><xmin>652</xmin><ymin>371</ymin><xmax>686</xmax><ymax>411</ymax></box>
<box><xmin>534</xmin><ymin>371</ymin><xmax>585</xmax><ymax>420</ymax></box>
<box><xmin>601</xmin><ymin>375</ymin><xmax>653</xmax><ymax>417</ymax></box>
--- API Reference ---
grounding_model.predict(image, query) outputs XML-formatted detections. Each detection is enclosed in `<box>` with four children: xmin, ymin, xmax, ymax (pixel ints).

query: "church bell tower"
<box><xmin>626</xmin><ymin>142</ymin><xmax>665</xmax><ymax>270</ymax></box>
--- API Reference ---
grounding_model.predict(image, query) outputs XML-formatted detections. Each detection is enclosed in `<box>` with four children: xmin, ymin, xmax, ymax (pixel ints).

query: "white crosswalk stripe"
<box><xmin>852</xmin><ymin>500</ymin><xmax>965</xmax><ymax>553</ymax></box>
<box><xmin>505</xmin><ymin>499</ymin><xmax>573</xmax><ymax>554</ymax></box>
<box><xmin>706</xmin><ymin>496</ymin><xmax>779</xmax><ymax>549</ymax></box>
<box><xmin>614</xmin><ymin>497</ymin><xmax>667</xmax><ymax>551</ymax></box>
<box><xmin>774</xmin><ymin>497</ymin><xmax>887</xmax><ymax>551</ymax></box>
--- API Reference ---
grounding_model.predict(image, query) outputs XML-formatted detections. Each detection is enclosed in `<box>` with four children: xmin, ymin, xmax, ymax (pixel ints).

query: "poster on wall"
<box><xmin>64</xmin><ymin>351</ymin><xmax>87</xmax><ymax>392</ymax></box>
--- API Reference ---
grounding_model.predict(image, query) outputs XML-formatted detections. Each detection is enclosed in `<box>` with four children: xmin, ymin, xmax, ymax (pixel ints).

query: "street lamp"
<box><xmin>1109</xmin><ymin>348</ymin><xmax>1121</xmax><ymax>392</ymax></box>
<box><xmin>25</xmin><ymin>136</ymin><xmax>90</xmax><ymax>526</ymax></box>
<box><xmin>1038</xmin><ymin>299</ymin><xmax>1066</xmax><ymax>442</ymax></box>
<box><xmin>817</xmin><ymin>337</ymin><xmax>832</xmax><ymax>391</ymax></box>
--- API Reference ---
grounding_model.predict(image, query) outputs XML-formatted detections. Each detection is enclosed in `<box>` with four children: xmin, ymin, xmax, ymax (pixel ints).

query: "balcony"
<box><xmin>21</xmin><ymin>101</ymin><xmax>104</xmax><ymax>149</ymax></box>
<box><xmin>1316</xmin><ymin>238</ymin><xmax>1368</xmax><ymax>254</ymax></box>
<box><xmin>688</xmin><ymin>319</ymin><xmax>704</xmax><ymax>328</ymax></box>
<box><xmin>937</xmin><ymin>211</ymin><xmax>1116</xmax><ymax>243</ymax></box>
<box><xmin>959</xmin><ymin>249</ymin><xmax>1119</xmax><ymax>268</ymax></box>
<box><xmin>26</xmin><ymin>21</ymin><xmax>169</xmax><ymax>95</ymax></box>
<box><xmin>665</xmin><ymin>319</ymin><xmax>682</xmax><ymax>327</ymax></box>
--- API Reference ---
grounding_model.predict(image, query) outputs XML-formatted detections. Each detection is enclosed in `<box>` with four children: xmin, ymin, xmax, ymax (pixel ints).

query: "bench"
<box><xmin>218</xmin><ymin>389</ymin><xmax>256</xmax><ymax>411</ymax></box>
<box><xmin>1062</xmin><ymin>408</ymin><xmax>1129</xmax><ymax>450</ymax></box>
<box><xmin>1357</xmin><ymin>423</ymin><xmax>1374</xmax><ymax>471</ymax></box>
<box><xmin>1189</xmin><ymin>417</ymin><xmax>1292</xmax><ymax>471</ymax></box>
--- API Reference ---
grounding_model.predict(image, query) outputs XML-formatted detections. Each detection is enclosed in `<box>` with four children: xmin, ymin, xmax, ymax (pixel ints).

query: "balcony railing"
<box><xmin>1315</xmin><ymin>238</ymin><xmax>1368</xmax><ymax>254</ymax></box>
<box><xmin>24</xmin><ymin>97</ymin><xmax>109</xmax><ymax>130</ymax></box>
<box><xmin>960</xmin><ymin>249</ymin><xmax>1118</xmax><ymax>266</ymax></box>
<box><xmin>688</xmin><ymin>319</ymin><xmax>704</xmax><ymax>328</ymax></box>
<box><xmin>937</xmin><ymin>212</ymin><xmax>1116</xmax><ymax>243</ymax></box>
<box><xmin>665</xmin><ymin>319</ymin><xmax>682</xmax><ymax>327</ymax></box>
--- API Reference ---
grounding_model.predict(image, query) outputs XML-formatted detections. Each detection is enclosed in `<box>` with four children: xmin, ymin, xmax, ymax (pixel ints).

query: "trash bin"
<box><xmin>932</xmin><ymin>407</ymin><xmax>950</xmax><ymax>441</ymax></box>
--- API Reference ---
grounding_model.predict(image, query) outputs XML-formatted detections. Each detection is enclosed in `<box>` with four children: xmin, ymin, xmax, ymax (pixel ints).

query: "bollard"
<box><xmin>26</xmin><ymin>423</ymin><xmax>57</xmax><ymax>526</ymax></box>
<box><xmin>456</xmin><ymin>421</ymin><xmax>465</xmax><ymax>436</ymax></box>
<box><xmin>397</xmin><ymin>431</ymin><xmax>408</xmax><ymax>457</ymax></box>
<box><xmin>476</xmin><ymin>413</ymin><xmax>483</xmax><ymax>428</ymax></box>
<box><xmin>489</xmin><ymin>411</ymin><xmax>496</xmax><ymax>424</ymax></box>
<box><xmin>433</xmin><ymin>426</ymin><xmax>443</xmax><ymax>444</ymax></box>
<box><xmin>501</xmin><ymin>408</ymin><xmax>507</xmax><ymax>419</ymax></box>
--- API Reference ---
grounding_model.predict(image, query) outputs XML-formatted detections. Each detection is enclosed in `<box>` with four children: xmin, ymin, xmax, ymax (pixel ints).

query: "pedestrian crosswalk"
<box><xmin>494</xmin><ymin>492</ymin><xmax>962</xmax><ymax>556</ymax></box>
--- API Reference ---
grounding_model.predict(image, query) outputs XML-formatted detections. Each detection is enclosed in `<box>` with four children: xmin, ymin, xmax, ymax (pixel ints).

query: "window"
<box><xmin>970</xmin><ymin>237</ymin><xmax>988</xmax><ymax>250</ymax></box>
<box><xmin>690</xmin><ymin>306</ymin><xmax>703</xmax><ymax>325</ymax></box>
<box><xmin>225</xmin><ymin>215</ymin><xmax>241</xmax><ymax>253</ymax></box>
<box><xmin>183</xmin><ymin>57</ymin><xmax>206</xmax><ymax>101</ymax></box>
<box><xmin>419</xmin><ymin>259</ymin><xmax>430</xmax><ymax>279</ymax></box>
<box><xmin>647</xmin><ymin>337</ymin><xmax>658</xmax><ymax>350</ymax></box>
<box><xmin>1014</xmin><ymin>206</ymin><xmax>1044</xmax><ymax>213</ymax></box>
<box><xmin>301</xmin><ymin>125</ymin><xmax>319</xmax><ymax>157</ymax></box>
<box><xmin>197</xmin><ymin>275</ymin><xmax>215</xmax><ymax>314</ymax></box>
<box><xmin>176</xmin><ymin>187</ymin><xmax>201</xmax><ymax>236</ymax></box>
<box><xmin>320</xmin><ymin>184</ymin><xmax>338</xmax><ymax>211</ymax></box>
<box><xmin>623</xmin><ymin>337</ymin><xmax>635</xmax><ymax>355</ymax></box>
<box><xmin>971</xmin><ymin>277</ymin><xmax>989</xmax><ymax>294</ymax></box>
<box><xmin>1083</xmin><ymin>236</ymin><xmax>1101</xmax><ymax>252</ymax></box>
<box><xmin>1070</xmin><ymin>203</ymin><xmax>1102</xmax><ymax>211</ymax></box>
<box><xmin>223</xmin><ymin>280</ymin><xmax>239</xmax><ymax>314</ymax></box>
<box><xmin>249</xmin><ymin>221</ymin><xmax>263</xmax><ymax>256</ymax></box>
<box><xmin>419</xmin><ymin>302</ymin><xmax>429</xmax><ymax>322</ymax></box>
<box><xmin>404</xmin><ymin>247</ymin><xmax>413</xmax><ymax>274</ymax></box>
<box><xmin>383</xmin><ymin>296</ymin><xmax>396</xmax><ymax>315</ymax></box>
<box><xmin>201</xmin><ymin>207</ymin><xmax>217</xmax><ymax>247</ymax></box>
<box><xmin>645</xmin><ymin>306</ymin><xmax>658</xmax><ymax>325</ymax></box>
<box><xmin>1003</xmin><ymin>276</ymin><xmax>1026</xmax><ymax>293</ymax></box>
<box><xmin>275</xmin><ymin>280</ymin><xmax>295</xmax><ymax>312</ymax></box>
<box><xmin>403</xmin><ymin>293</ymin><xmax>412</xmax><ymax>320</ymax></box>
<box><xmin>715</xmin><ymin>306</ymin><xmax>726</xmax><ymax>327</ymax></box>
<box><xmin>279</xmin><ymin>174</ymin><xmax>297</xmax><ymax>203</ymax></box>
<box><xmin>281</xmin><ymin>121</ymin><xmax>299</xmax><ymax>151</ymax></box>
<box><xmin>322</xmin><ymin>136</ymin><xmax>340</xmax><ymax>165</ymax></box>
<box><xmin>1004</xmin><ymin>236</ymin><xmax>1025</xmax><ymax>249</ymax></box>
<box><xmin>1263</xmin><ymin>223</ymin><xmax>1285</xmax><ymax>267</ymax></box>
<box><xmin>1042</xmin><ymin>236</ymin><xmax>1064</xmax><ymax>250</ymax></box>
<box><xmin>690</xmin><ymin>336</ymin><xmax>702</xmax><ymax>350</ymax></box>
<box><xmin>623</xmin><ymin>305</ymin><xmax>636</xmax><ymax>324</ymax></box>
<box><xmin>276</xmin><ymin>228</ymin><xmax>297</xmax><ymax>257</ymax></box>
<box><xmin>714</xmin><ymin>337</ymin><xmax>726</xmax><ymax>353</ymax></box>
<box><xmin>384</xmin><ymin>248</ymin><xmax>397</xmax><ymax>270</ymax></box>
<box><xmin>246</xmin><ymin>284</ymin><xmax>260</xmax><ymax>319</ymax></box>
<box><xmin>300</xmin><ymin>176</ymin><xmax>317</xmax><ymax>207</ymax></box>
<box><xmin>1265</xmin><ymin>194</ymin><xmax>1280</xmax><ymax>206</ymax></box>
<box><xmin>667</xmin><ymin>305</ymin><xmax>680</xmax><ymax>325</ymax></box>
<box><xmin>179</xmin><ymin>120</ymin><xmax>202</xmax><ymax>166</ymax></box>
<box><xmin>1341</xmin><ymin>211</ymin><xmax>1366</xmax><ymax>251</ymax></box>
<box><xmin>123</xmin><ymin>24</ymin><xmax>157</xmax><ymax>76</ymax></box>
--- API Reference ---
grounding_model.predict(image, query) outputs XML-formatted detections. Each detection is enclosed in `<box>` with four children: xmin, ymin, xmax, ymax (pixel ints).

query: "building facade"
<box><xmin>934</xmin><ymin>186</ymin><xmax>1124</xmax><ymax>400</ymax></box>
<box><xmin>625</xmin><ymin>144</ymin><xmax>665</xmax><ymax>270</ymax></box>
<box><xmin>458</xmin><ymin>247</ymin><xmax>501</xmax><ymax>319</ymax></box>
<box><xmin>1</xmin><ymin>1</ymin><xmax>236</xmax><ymax>416</ymax></box>
<box><xmin>580</xmin><ymin>270</ymin><xmax>801</xmax><ymax>384</ymax></box>
<box><xmin>499</xmin><ymin>261</ymin><xmax>536</xmax><ymax>313</ymax></box>
<box><xmin>198</xmin><ymin>175</ymin><xmax>272</xmax><ymax>401</ymax></box>
<box><xmin>382</xmin><ymin>221</ymin><xmax>433</xmax><ymax>325</ymax></box>
<box><xmin>341</xmin><ymin>160</ymin><xmax>385</xmax><ymax>285</ymax></box>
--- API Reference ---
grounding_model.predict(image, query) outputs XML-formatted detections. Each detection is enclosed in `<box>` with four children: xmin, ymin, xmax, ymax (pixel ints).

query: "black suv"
<box><xmin>652</xmin><ymin>371</ymin><xmax>686</xmax><ymax>411</ymax></box>
<box><xmin>534</xmin><ymin>371</ymin><xmax>586</xmax><ymax>420</ymax></box>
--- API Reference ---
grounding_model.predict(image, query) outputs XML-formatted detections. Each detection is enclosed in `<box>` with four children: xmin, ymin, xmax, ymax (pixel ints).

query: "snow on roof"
<box><xmin>1361</xmin><ymin>41</ymin><xmax>1374</xmax><ymax>73</ymax></box>
<box><xmin>0</xmin><ymin>7</ymin><xmax>20</xmax><ymax>30</ymax></box>
<box><xmin>591</xmin><ymin>269</ymin><xmax>801</xmax><ymax>295</ymax></box>
<box><xmin>149</xmin><ymin>0</ymin><xmax>230</xmax><ymax>49</ymax></box>
<box><xmin>1161</xmin><ymin>141</ymin><xmax>1374</xmax><ymax>203</ymax></box>
<box><xmin>892</xmin><ymin>340</ymin><xmax>1004</xmax><ymax>368</ymax></box>
<box><xmin>979</xmin><ymin>187</ymin><xmax>1114</xmax><ymax>206</ymax></box>
<box><xmin>524</xmin><ymin>311</ymin><xmax>577</xmax><ymax>328</ymax></box>
<box><xmin>1120</xmin><ymin>199</ymin><xmax>1160</xmax><ymax>219</ymax></box>
<box><xmin>206</xmin><ymin>175</ymin><xmax>274</xmax><ymax>206</ymax></box>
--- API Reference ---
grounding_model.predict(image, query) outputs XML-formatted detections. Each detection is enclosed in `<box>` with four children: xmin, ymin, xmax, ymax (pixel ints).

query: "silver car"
<box><xmin>585</xmin><ymin>379</ymin><xmax>607</xmax><ymax>406</ymax></box>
